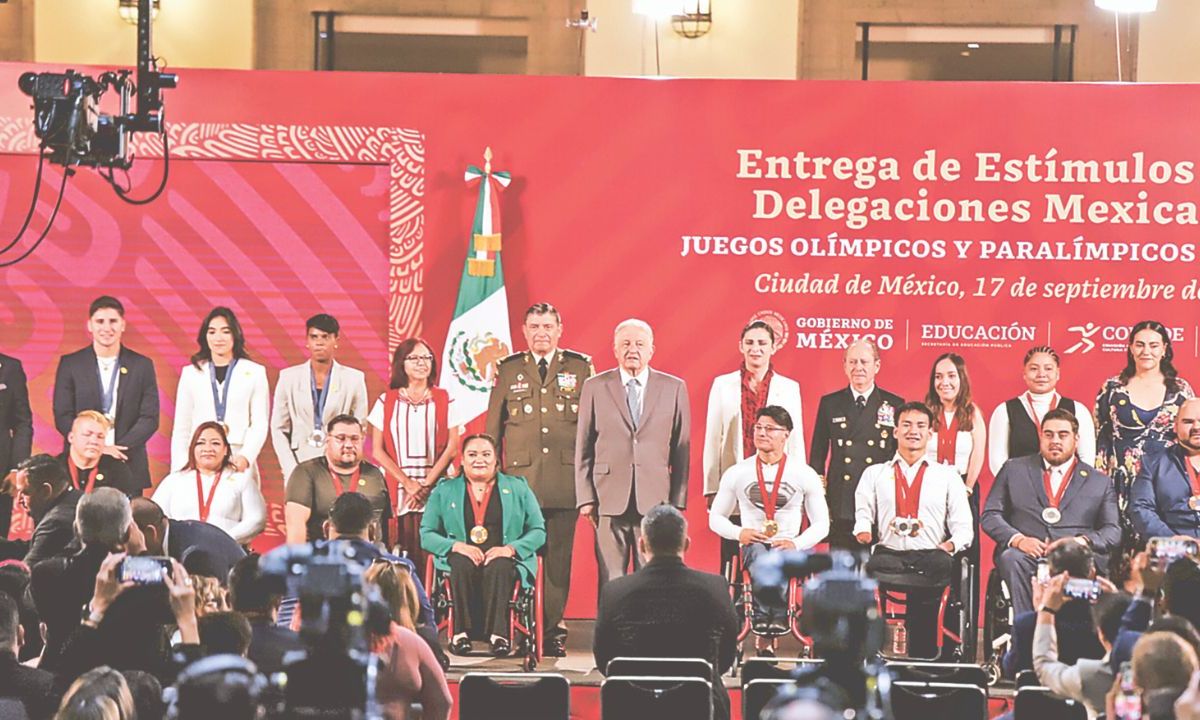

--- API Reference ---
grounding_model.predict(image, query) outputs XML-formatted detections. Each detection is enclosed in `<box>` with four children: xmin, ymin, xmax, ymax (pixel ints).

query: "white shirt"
<box><xmin>618</xmin><ymin>367</ymin><xmax>651</xmax><ymax>419</ymax></box>
<box><xmin>96</xmin><ymin>354</ymin><xmax>121</xmax><ymax>445</ymax></box>
<box><xmin>709</xmin><ymin>453</ymin><xmax>829</xmax><ymax>549</ymax></box>
<box><xmin>367</xmin><ymin>392</ymin><xmax>441</xmax><ymax>515</ymax></box>
<box><xmin>1044</xmin><ymin>458</ymin><xmax>1074</xmax><ymax>497</ymax></box>
<box><xmin>988</xmin><ymin>391</ymin><xmax>1096</xmax><ymax>475</ymax></box>
<box><xmin>851</xmin><ymin>384</ymin><xmax>876</xmax><ymax>405</ymax></box>
<box><xmin>854</xmin><ymin>454</ymin><xmax>974</xmax><ymax>554</ymax></box>
<box><xmin>151</xmin><ymin>467</ymin><xmax>267</xmax><ymax>545</ymax></box>
<box><xmin>925</xmin><ymin>410</ymin><xmax>973</xmax><ymax>475</ymax></box>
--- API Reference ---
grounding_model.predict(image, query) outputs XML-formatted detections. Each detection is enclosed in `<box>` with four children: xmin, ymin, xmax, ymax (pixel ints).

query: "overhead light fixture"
<box><xmin>672</xmin><ymin>0</ymin><xmax>712</xmax><ymax>39</ymax></box>
<box><xmin>1095</xmin><ymin>0</ymin><xmax>1157</xmax><ymax>11</ymax></box>
<box><xmin>967</xmin><ymin>42</ymin><xmax>980</xmax><ymax>49</ymax></box>
<box><xmin>118</xmin><ymin>0</ymin><xmax>160</xmax><ymax>24</ymax></box>
<box><xmin>632</xmin><ymin>0</ymin><xmax>677</xmax><ymax>19</ymax></box>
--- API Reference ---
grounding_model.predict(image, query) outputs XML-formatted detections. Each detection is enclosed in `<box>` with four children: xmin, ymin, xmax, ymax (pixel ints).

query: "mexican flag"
<box><xmin>439</xmin><ymin>149</ymin><xmax>514</xmax><ymax>428</ymax></box>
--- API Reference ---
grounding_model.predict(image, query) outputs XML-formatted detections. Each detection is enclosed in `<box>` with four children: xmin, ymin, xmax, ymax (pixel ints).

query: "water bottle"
<box><xmin>893</xmin><ymin>620</ymin><xmax>908</xmax><ymax>656</ymax></box>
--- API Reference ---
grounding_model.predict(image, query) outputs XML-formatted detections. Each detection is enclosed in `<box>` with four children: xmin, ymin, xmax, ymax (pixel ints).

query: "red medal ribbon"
<box><xmin>893</xmin><ymin>460</ymin><xmax>928</xmax><ymax>519</ymax></box>
<box><xmin>469</xmin><ymin>480</ymin><xmax>496</xmax><ymax>531</ymax></box>
<box><xmin>937</xmin><ymin>411</ymin><xmax>959</xmax><ymax>466</ymax></box>
<box><xmin>1184</xmin><ymin>456</ymin><xmax>1200</xmax><ymax>496</ymax></box>
<box><xmin>68</xmin><ymin>462</ymin><xmax>100</xmax><ymax>494</ymax></box>
<box><xmin>330</xmin><ymin>463</ymin><xmax>362</xmax><ymax>496</ymax></box>
<box><xmin>1023</xmin><ymin>391</ymin><xmax>1060</xmax><ymax>434</ymax></box>
<box><xmin>739</xmin><ymin>365</ymin><xmax>775</xmax><ymax>459</ymax></box>
<box><xmin>195</xmin><ymin>470</ymin><xmax>221</xmax><ymax>523</ymax></box>
<box><xmin>1042</xmin><ymin>458</ymin><xmax>1077</xmax><ymax>509</ymax></box>
<box><xmin>755</xmin><ymin>453</ymin><xmax>788</xmax><ymax>521</ymax></box>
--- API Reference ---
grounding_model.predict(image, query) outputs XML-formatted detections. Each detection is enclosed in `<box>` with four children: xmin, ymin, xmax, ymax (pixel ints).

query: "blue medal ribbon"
<box><xmin>311</xmin><ymin>363</ymin><xmax>332</xmax><ymax>432</ymax></box>
<box><xmin>97</xmin><ymin>357</ymin><xmax>120</xmax><ymax>417</ymax></box>
<box><xmin>209</xmin><ymin>358</ymin><xmax>238</xmax><ymax>424</ymax></box>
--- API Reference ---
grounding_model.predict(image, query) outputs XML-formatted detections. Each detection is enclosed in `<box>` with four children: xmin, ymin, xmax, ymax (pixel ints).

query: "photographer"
<box><xmin>1110</xmin><ymin>552</ymin><xmax>1200</xmax><ymax>674</ymax></box>
<box><xmin>1005</xmin><ymin>539</ymin><xmax>1106</xmax><ymax>677</ymax></box>
<box><xmin>1034</xmin><ymin>570</ymin><xmax>1131</xmax><ymax>719</ymax></box>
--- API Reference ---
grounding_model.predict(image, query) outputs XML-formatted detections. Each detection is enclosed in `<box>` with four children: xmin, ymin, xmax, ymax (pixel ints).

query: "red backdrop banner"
<box><xmin>3</xmin><ymin>64</ymin><xmax>1200</xmax><ymax>618</ymax></box>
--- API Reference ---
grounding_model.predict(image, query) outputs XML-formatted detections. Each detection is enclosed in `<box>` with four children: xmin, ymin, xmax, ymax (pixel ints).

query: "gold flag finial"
<box><xmin>484</xmin><ymin>146</ymin><xmax>493</xmax><ymax>174</ymax></box>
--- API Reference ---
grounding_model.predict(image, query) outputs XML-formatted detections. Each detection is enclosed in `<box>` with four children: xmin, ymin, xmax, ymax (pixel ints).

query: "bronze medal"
<box><xmin>470</xmin><ymin>525</ymin><xmax>489</xmax><ymax>544</ymax></box>
<box><xmin>762</xmin><ymin>519</ymin><xmax>779</xmax><ymax>538</ymax></box>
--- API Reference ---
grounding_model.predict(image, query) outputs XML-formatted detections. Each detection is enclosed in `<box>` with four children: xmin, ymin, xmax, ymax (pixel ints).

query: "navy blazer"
<box><xmin>982</xmin><ymin>454</ymin><xmax>1121</xmax><ymax>560</ymax></box>
<box><xmin>166</xmin><ymin>519</ymin><xmax>247</xmax><ymax>581</ymax></box>
<box><xmin>1130</xmin><ymin>445</ymin><xmax>1200</xmax><ymax>539</ymax></box>
<box><xmin>52</xmin><ymin>346</ymin><xmax>160</xmax><ymax>490</ymax></box>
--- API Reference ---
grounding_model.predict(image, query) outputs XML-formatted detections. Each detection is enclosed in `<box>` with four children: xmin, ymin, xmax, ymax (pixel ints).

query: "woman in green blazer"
<box><xmin>420</xmin><ymin>433</ymin><xmax>546</xmax><ymax>656</ymax></box>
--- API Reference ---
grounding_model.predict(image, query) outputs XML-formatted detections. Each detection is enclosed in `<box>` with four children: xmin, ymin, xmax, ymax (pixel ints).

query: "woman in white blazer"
<box><xmin>703</xmin><ymin>320</ymin><xmax>806</xmax><ymax>502</ymax></box>
<box><xmin>154</xmin><ymin>420</ymin><xmax>266</xmax><ymax>545</ymax></box>
<box><xmin>171</xmin><ymin>307</ymin><xmax>270</xmax><ymax>486</ymax></box>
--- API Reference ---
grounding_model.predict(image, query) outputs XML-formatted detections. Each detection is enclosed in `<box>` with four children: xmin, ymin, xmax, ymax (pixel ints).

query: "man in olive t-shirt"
<box><xmin>284</xmin><ymin>414</ymin><xmax>390</xmax><ymax>543</ymax></box>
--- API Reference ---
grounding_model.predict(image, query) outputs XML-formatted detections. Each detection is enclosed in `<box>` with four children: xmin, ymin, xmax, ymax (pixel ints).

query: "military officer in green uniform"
<box><xmin>486</xmin><ymin>302</ymin><xmax>594</xmax><ymax>656</ymax></box>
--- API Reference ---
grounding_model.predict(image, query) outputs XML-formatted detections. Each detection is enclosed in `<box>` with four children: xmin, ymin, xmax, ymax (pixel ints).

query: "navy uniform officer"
<box><xmin>810</xmin><ymin>338</ymin><xmax>904</xmax><ymax>550</ymax></box>
<box><xmin>486</xmin><ymin>302</ymin><xmax>594</xmax><ymax>657</ymax></box>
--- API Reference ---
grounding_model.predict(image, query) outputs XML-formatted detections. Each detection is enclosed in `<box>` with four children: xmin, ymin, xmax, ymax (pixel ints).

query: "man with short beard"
<box><xmin>1132</xmin><ymin>397</ymin><xmax>1200</xmax><ymax>539</ymax></box>
<box><xmin>57</xmin><ymin>411</ymin><xmax>138</xmax><ymax>497</ymax></box>
<box><xmin>285</xmin><ymin>414</ymin><xmax>391</xmax><ymax>544</ymax></box>
<box><xmin>13</xmin><ymin>454</ymin><xmax>80</xmax><ymax>566</ymax></box>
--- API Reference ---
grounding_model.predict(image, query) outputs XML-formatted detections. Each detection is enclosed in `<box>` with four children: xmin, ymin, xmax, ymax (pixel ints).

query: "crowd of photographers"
<box><xmin>0</xmin><ymin>455</ymin><xmax>451</xmax><ymax>720</ymax></box>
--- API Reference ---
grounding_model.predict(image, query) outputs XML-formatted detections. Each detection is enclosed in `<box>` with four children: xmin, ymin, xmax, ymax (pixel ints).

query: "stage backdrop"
<box><xmin>3</xmin><ymin>64</ymin><xmax>1200</xmax><ymax>619</ymax></box>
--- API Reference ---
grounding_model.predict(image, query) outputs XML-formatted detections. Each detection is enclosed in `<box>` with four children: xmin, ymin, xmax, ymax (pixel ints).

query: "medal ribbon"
<box><xmin>893</xmin><ymin>460</ymin><xmax>928</xmax><ymax>519</ymax></box>
<box><xmin>310</xmin><ymin>363</ymin><xmax>332</xmax><ymax>433</ymax></box>
<box><xmin>68</xmin><ymin>462</ymin><xmax>99</xmax><ymax>494</ymax></box>
<box><xmin>1184</xmin><ymin>456</ymin><xmax>1200</xmax><ymax>496</ymax></box>
<box><xmin>329</xmin><ymin>463</ymin><xmax>362</xmax><ymax>496</ymax></box>
<box><xmin>209</xmin><ymin>359</ymin><xmax>239</xmax><ymax>425</ymax></box>
<box><xmin>97</xmin><ymin>358</ymin><xmax>120</xmax><ymax>417</ymax></box>
<box><xmin>195</xmin><ymin>470</ymin><xmax>221</xmax><ymax>523</ymax></box>
<box><xmin>1042</xmin><ymin>458</ymin><xmax>1077</xmax><ymax>509</ymax></box>
<box><xmin>1023</xmin><ymin>391</ymin><xmax>1060</xmax><ymax>434</ymax></box>
<box><xmin>468</xmin><ymin>481</ymin><xmax>496</xmax><ymax>533</ymax></box>
<box><xmin>755</xmin><ymin>453</ymin><xmax>788</xmax><ymax>521</ymax></box>
<box><xmin>937</xmin><ymin>412</ymin><xmax>959</xmax><ymax>465</ymax></box>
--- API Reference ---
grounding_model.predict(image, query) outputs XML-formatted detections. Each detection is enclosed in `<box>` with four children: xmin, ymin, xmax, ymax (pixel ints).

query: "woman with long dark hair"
<box><xmin>367</xmin><ymin>337</ymin><xmax>459</xmax><ymax>571</ymax></box>
<box><xmin>171</xmin><ymin>307</ymin><xmax>270</xmax><ymax>487</ymax></box>
<box><xmin>1096</xmin><ymin>320</ymin><xmax>1194</xmax><ymax>511</ymax></box>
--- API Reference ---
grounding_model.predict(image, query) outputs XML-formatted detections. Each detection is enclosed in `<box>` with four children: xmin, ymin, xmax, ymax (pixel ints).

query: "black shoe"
<box><xmin>544</xmin><ymin>637</ymin><xmax>567</xmax><ymax>657</ymax></box>
<box><xmin>450</xmin><ymin>635</ymin><xmax>472</xmax><ymax>656</ymax></box>
<box><xmin>490</xmin><ymin>636</ymin><xmax>512</xmax><ymax>657</ymax></box>
<box><xmin>756</xmin><ymin>645</ymin><xmax>777</xmax><ymax>658</ymax></box>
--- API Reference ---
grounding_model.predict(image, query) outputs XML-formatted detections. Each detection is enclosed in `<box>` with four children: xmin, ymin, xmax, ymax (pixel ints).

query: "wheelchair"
<box><xmin>424</xmin><ymin>554</ymin><xmax>545</xmax><ymax>671</ymax></box>
<box><xmin>724</xmin><ymin>545</ymin><xmax>814</xmax><ymax>666</ymax></box>
<box><xmin>980</xmin><ymin>568</ymin><xmax>1014</xmax><ymax>685</ymax></box>
<box><xmin>873</xmin><ymin>552</ymin><xmax>974</xmax><ymax>662</ymax></box>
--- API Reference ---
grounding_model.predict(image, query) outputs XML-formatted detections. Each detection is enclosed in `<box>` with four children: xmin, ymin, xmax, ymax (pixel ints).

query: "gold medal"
<box><xmin>470</xmin><ymin>525</ymin><xmax>489</xmax><ymax>544</ymax></box>
<box><xmin>762</xmin><ymin>519</ymin><xmax>779</xmax><ymax>538</ymax></box>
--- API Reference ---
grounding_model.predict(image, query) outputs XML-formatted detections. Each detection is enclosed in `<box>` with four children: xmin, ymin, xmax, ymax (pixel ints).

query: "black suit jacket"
<box><xmin>52</xmin><ymin>346</ymin><xmax>159</xmax><ymax>490</ymax></box>
<box><xmin>23</xmin><ymin>489</ymin><xmax>81</xmax><ymax>568</ymax></box>
<box><xmin>166</xmin><ymin>519</ymin><xmax>246</xmax><ymax>581</ymax></box>
<box><xmin>55</xmin><ymin>453</ymin><xmax>139</xmax><ymax>498</ymax></box>
<box><xmin>247</xmin><ymin>619</ymin><xmax>305</xmax><ymax>675</ymax></box>
<box><xmin>0</xmin><ymin>652</ymin><xmax>55</xmax><ymax>720</ymax></box>
<box><xmin>809</xmin><ymin>386</ymin><xmax>905</xmax><ymax>521</ymax></box>
<box><xmin>29</xmin><ymin>544</ymin><xmax>110</xmax><ymax>673</ymax></box>
<box><xmin>0</xmin><ymin>354</ymin><xmax>33</xmax><ymax>539</ymax></box>
<box><xmin>594</xmin><ymin>556</ymin><xmax>739</xmax><ymax>720</ymax></box>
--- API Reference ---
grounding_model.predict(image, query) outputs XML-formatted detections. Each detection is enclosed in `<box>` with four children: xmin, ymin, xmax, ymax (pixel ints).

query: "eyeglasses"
<box><xmin>331</xmin><ymin>434</ymin><xmax>363</xmax><ymax>445</ymax></box>
<box><xmin>404</xmin><ymin>355</ymin><xmax>434</xmax><ymax>364</ymax></box>
<box><xmin>752</xmin><ymin>424</ymin><xmax>788</xmax><ymax>434</ymax></box>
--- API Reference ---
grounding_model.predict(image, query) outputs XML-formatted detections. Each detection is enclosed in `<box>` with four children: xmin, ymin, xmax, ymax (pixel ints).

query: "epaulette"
<box><xmin>561</xmin><ymin>349</ymin><xmax>591</xmax><ymax>362</ymax></box>
<box><xmin>498</xmin><ymin>352</ymin><xmax>526</xmax><ymax>365</ymax></box>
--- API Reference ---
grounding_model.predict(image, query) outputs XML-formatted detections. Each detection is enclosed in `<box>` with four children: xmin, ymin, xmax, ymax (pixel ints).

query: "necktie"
<box><xmin>626</xmin><ymin>378</ymin><xmax>641</xmax><ymax>428</ymax></box>
<box><xmin>538</xmin><ymin>358</ymin><xmax>548</xmax><ymax>382</ymax></box>
<box><xmin>855</xmin><ymin>395</ymin><xmax>867</xmax><ymax>410</ymax></box>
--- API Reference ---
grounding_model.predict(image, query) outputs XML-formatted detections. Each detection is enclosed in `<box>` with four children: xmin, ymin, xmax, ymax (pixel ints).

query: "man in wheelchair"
<box><xmin>982</xmin><ymin>407</ymin><xmax>1120</xmax><ymax>620</ymax></box>
<box><xmin>708</xmin><ymin>405</ymin><xmax>829</xmax><ymax>655</ymax></box>
<box><xmin>853</xmin><ymin>402</ymin><xmax>974</xmax><ymax>659</ymax></box>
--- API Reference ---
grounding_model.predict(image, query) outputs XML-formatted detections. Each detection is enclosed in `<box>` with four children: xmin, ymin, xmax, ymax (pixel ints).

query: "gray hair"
<box><xmin>641</xmin><ymin>503</ymin><xmax>687</xmax><ymax>556</ymax></box>
<box><xmin>614</xmin><ymin>318</ymin><xmax>653</xmax><ymax>339</ymax></box>
<box><xmin>76</xmin><ymin>488</ymin><xmax>133</xmax><ymax>547</ymax></box>
<box><xmin>843</xmin><ymin>337</ymin><xmax>880</xmax><ymax>362</ymax></box>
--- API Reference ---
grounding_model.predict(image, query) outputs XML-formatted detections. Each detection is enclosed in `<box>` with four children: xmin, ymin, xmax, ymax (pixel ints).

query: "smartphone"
<box><xmin>1114</xmin><ymin>661</ymin><xmax>1142</xmax><ymax>720</ymax></box>
<box><xmin>1148</xmin><ymin>536</ymin><xmax>1200</xmax><ymax>562</ymax></box>
<box><xmin>1036</xmin><ymin>559</ymin><xmax>1050</xmax><ymax>585</ymax></box>
<box><xmin>119</xmin><ymin>555</ymin><xmax>172</xmax><ymax>585</ymax></box>
<box><xmin>1063</xmin><ymin>577</ymin><xmax>1101</xmax><ymax>601</ymax></box>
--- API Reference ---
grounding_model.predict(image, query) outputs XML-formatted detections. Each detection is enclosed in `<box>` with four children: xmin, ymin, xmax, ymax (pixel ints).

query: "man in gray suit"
<box><xmin>983</xmin><ymin>407</ymin><xmax>1121</xmax><ymax>617</ymax></box>
<box><xmin>576</xmin><ymin>318</ymin><xmax>691</xmax><ymax>589</ymax></box>
<box><xmin>271</xmin><ymin>314</ymin><xmax>369</xmax><ymax>481</ymax></box>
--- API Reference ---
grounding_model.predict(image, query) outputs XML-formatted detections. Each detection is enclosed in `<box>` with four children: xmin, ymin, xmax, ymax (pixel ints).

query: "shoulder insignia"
<box><xmin>498</xmin><ymin>352</ymin><xmax>526</xmax><ymax>365</ymax></box>
<box><xmin>561</xmin><ymin>349</ymin><xmax>591</xmax><ymax>363</ymax></box>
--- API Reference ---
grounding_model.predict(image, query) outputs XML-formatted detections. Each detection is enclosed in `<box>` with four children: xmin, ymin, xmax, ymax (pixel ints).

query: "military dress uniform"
<box><xmin>809</xmin><ymin>386</ymin><xmax>904</xmax><ymax>549</ymax></box>
<box><xmin>486</xmin><ymin>348</ymin><xmax>593</xmax><ymax>650</ymax></box>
